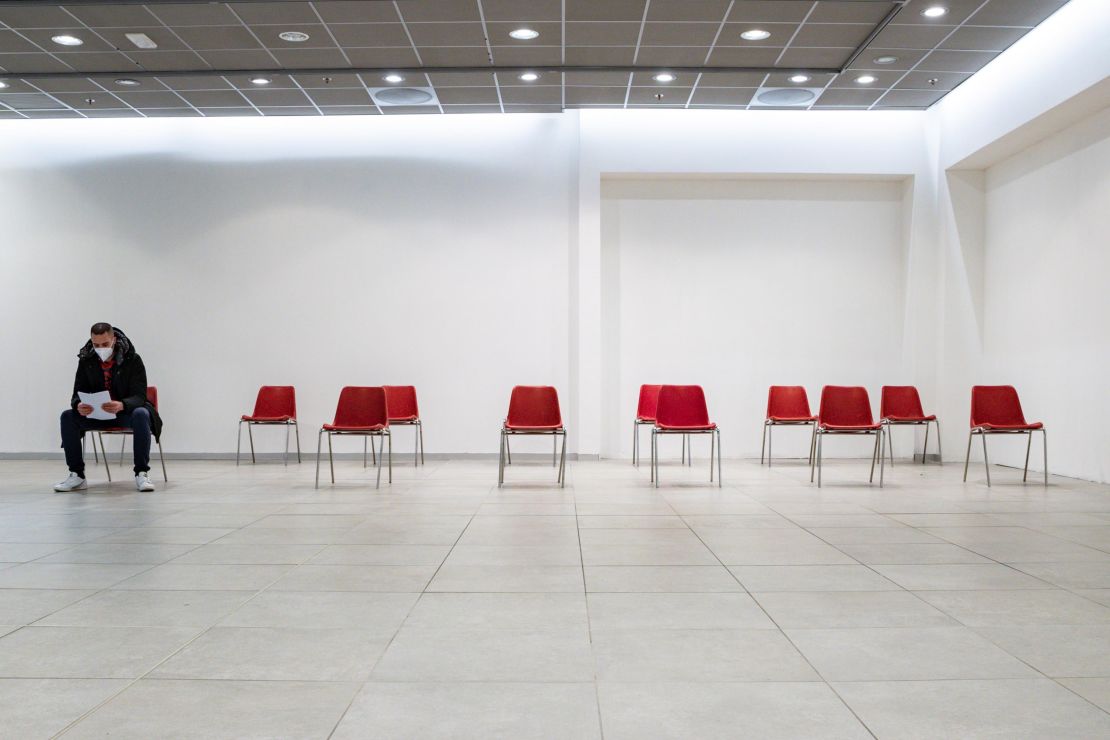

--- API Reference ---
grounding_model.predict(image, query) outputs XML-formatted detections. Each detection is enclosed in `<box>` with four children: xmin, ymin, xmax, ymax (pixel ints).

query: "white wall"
<box><xmin>975</xmin><ymin>106</ymin><xmax>1110</xmax><ymax>481</ymax></box>
<box><xmin>600</xmin><ymin>177</ymin><xmax>913</xmax><ymax>460</ymax></box>
<box><xmin>0</xmin><ymin>114</ymin><xmax>575</xmax><ymax>455</ymax></box>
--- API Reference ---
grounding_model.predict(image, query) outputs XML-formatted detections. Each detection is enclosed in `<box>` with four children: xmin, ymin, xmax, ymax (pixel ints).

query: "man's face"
<box><xmin>91</xmin><ymin>332</ymin><xmax>114</xmax><ymax>351</ymax></box>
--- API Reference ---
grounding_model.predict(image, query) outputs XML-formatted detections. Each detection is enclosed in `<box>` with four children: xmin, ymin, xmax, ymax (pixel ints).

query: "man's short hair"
<box><xmin>90</xmin><ymin>322</ymin><xmax>113</xmax><ymax>336</ymax></box>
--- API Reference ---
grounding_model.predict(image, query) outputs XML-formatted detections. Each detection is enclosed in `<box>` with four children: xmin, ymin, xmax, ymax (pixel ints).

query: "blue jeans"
<box><xmin>60</xmin><ymin>407</ymin><xmax>151</xmax><ymax>476</ymax></box>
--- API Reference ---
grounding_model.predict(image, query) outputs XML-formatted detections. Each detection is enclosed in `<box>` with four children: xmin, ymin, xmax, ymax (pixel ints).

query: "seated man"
<box><xmin>54</xmin><ymin>323</ymin><xmax>163</xmax><ymax>492</ymax></box>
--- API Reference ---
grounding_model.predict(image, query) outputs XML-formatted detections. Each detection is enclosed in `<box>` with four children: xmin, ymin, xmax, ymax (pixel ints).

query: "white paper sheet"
<box><xmin>78</xmin><ymin>391</ymin><xmax>117</xmax><ymax>421</ymax></box>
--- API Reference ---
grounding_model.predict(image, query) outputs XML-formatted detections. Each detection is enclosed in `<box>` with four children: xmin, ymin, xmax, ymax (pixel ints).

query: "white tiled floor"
<box><xmin>1</xmin><ymin>455</ymin><xmax>1110</xmax><ymax>738</ymax></box>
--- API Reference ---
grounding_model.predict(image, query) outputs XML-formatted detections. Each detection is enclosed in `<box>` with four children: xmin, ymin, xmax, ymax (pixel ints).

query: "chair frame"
<box><xmin>389</xmin><ymin>418</ymin><xmax>424</xmax><ymax>467</ymax></box>
<box><xmin>651</xmin><ymin>427</ymin><xmax>721</xmax><ymax>488</ymax></box>
<box><xmin>237</xmin><ymin>418</ymin><xmax>301</xmax><ymax>466</ymax></box>
<box><xmin>963</xmin><ymin>426</ymin><xmax>1047</xmax><ymax>487</ymax></box>
<box><xmin>315</xmin><ymin>427</ymin><xmax>391</xmax><ymax>489</ymax></box>
<box><xmin>97</xmin><ymin>428</ymin><xmax>167</xmax><ymax>483</ymax></box>
<box><xmin>634</xmin><ymin>420</ymin><xmax>693</xmax><ymax>468</ymax></box>
<box><xmin>883</xmin><ymin>418</ymin><xmax>941</xmax><ymax>467</ymax></box>
<box><xmin>499</xmin><ymin>426</ymin><xmax>566</xmax><ymax>488</ymax></box>
<box><xmin>761</xmin><ymin>419</ymin><xmax>817</xmax><ymax>468</ymax></box>
<box><xmin>811</xmin><ymin>426</ymin><xmax>885</xmax><ymax>489</ymax></box>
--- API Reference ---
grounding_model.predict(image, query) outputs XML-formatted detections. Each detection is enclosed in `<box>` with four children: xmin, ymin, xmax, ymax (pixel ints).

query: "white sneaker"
<box><xmin>54</xmin><ymin>472</ymin><xmax>87</xmax><ymax>492</ymax></box>
<box><xmin>135</xmin><ymin>473</ymin><xmax>155</xmax><ymax>492</ymax></box>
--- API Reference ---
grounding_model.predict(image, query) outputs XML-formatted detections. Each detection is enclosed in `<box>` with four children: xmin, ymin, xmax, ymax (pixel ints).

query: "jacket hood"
<box><xmin>78</xmin><ymin>327</ymin><xmax>135</xmax><ymax>364</ymax></box>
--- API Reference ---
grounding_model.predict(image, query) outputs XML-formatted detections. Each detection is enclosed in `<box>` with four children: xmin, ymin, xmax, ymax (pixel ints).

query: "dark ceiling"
<box><xmin>0</xmin><ymin>0</ymin><xmax>1072</xmax><ymax>118</ymax></box>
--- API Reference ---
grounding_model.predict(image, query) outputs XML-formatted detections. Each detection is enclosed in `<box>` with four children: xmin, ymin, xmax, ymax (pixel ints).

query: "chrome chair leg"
<box><xmin>387</xmin><ymin>432</ymin><xmax>392</xmax><ymax>484</ymax></box>
<box><xmin>1023</xmin><ymin>431</ymin><xmax>1032</xmax><ymax>482</ymax></box>
<box><xmin>709</xmin><ymin>428</ymin><xmax>715</xmax><ymax>481</ymax></box>
<box><xmin>887</xmin><ymin>422</ymin><xmax>895</xmax><ymax>467</ymax></box>
<box><xmin>716</xmin><ymin>429</ymin><xmax>722</xmax><ymax>487</ymax></box>
<box><xmin>869</xmin><ymin>430</ymin><xmax>879</xmax><ymax>483</ymax></box>
<box><xmin>963</xmin><ymin>431</ymin><xmax>973</xmax><ymax>481</ymax></box>
<box><xmin>418</xmin><ymin>420</ymin><xmax>424</xmax><ymax>464</ymax></box>
<box><xmin>921</xmin><ymin>422</ymin><xmax>928</xmax><ymax>464</ymax></box>
<box><xmin>314</xmin><ymin>430</ymin><xmax>322</xmax><ymax>489</ymax></box>
<box><xmin>414</xmin><ymin>423</ymin><xmax>419</xmax><ymax>467</ymax></box>
<box><xmin>767</xmin><ymin>423</ymin><xmax>772</xmax><ymax>467</ymax></box>
<box><xmin>934</xmin><ymin>420</ymin><xmax>942</xmax><ymax>464</ymax></box>
<box><xmin>808</xmin><ymin>423</ymin><xmax>817</xmax><ymax>466</ymax></box>
<box><xmin>328</xmin><ymin>432</ymin><xmax>335</xmax><ymax>484</ymax></box>
<box><xmin>284</xmin><ymin>422</ymin><xmax>290</xmax><ymax>466</ymax></box>
<box><xmin>498</xmin><ymin>429</ymin><xmax>505</xmax><ymax>487</ymax></box>
<box><xmin>236</xmin><ymin>420</ymin><xmax>242</xmax><ymax>466</ymax></box>
<box><xmin>1042</xmin><ymin>429</ymin><xmax>1048</xmax><ymax>486</ymax></box>
<box><xmin>879</xmin><ymin>429</ymin><xmax>885</xmax><ymax>488</ymax></box>
<box><xmin>981</xmin><ymin>433</ymin><xmax>991</xmax><ymax>487</ymax></box>
<box><xmin>98</xmin><ymin>433</ymin><xmax>112</xmax><ymax>482</ymax></box>
<box><xmin>816</xmin><ymin>432</ymin><xmax>823</xmax><ymax>488</ymax></box>
<box><xmin>652</xmin><ymin>429</ymin><xmax>658</xmax><ymax>488</ymax></box>
<box><xmin>363</xmin><ymin>437</ymin><xmax>368</xmax><ymax>468</ymax></box>
<box><xmin>505</xmin><ymin>437</ymin><xmax>512</xmax><ymax>465</ymax></box>
<box><xmin>760</xmin><ymin>421</ymin><xmax>767</xmax><ymax>464</ymax></box>
<box><xmin>247</xmin><ymin>423</ymin><xmax>255</xmax><ymax>464</ymax></box>
<box><xmin>810</xmin><ymin>431</ymin><xmax>819</xmax><ymax>483</ymax></box>
<box><xmin>559</xmin><ymin>430</ymin><xmax>567</xmax><ymax>487</ymax></box>
<box><xmin>553</xmin><ymin>433</ymin><xmax>557</xmax><ymax>467</ymax></box>
<box><xmin>157</xmin><ymin>440</ymin><xmax>167</xmax><ymax>482</ymax></box>
<box><xmin>633</xmin><ymin>421</ymin><xmax>638</xmax><ymax>466</ymax></box>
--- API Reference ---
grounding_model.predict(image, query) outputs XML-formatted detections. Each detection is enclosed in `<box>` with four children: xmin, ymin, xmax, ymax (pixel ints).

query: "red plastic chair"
<box><xmin>812</xmin><ymin>386</ymin><xmax>884</xmax><ymax>488</ymax></box>
<box><xmin>315</xmin><ymin>386</ymin><xmax>391</xmax><ymax>489</ymax></box>
<box><xmin>383</xmin><ymin>386</ymin><xmax>424</xmax><ymax>467</ymax></box>
<box><xmin>963</xmin><ymin>385</ymin><xmax>1047</xmax><ymax>487</ymax></box>
<box><xmin>237</xmin><ymin>386</ymin><xmax>300</xmax><ymax>466</ymax></box>
<box><xmin>97</xmin><ymin>385</ymin><xmax>167</xmax><ymax>482</ymax></box>
<box><xmin>632</xmin><ymin>384</ymin><xmax>662</xmax><ymax>467</ymax></box>
<box><xmin>761</xmin><ymin>386</ymin><xmax>817</xmax><ymax>467</ymax></box>
<box><xmin>880</xmin><ymin>386</ymin><xmax>939</xmax><ymax>467</ymax></box>
<box><xmin>651</xmin><ymin>385</ymin><xmax>721</xmax><ymax>488</ymax></box>
<box><xmin>498</xmin><ymin>386</ymin><xmax>566</xmax><ymax>487</ymax></box>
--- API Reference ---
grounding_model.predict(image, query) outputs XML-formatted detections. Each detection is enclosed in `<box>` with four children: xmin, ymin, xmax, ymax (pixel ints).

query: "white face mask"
<box><xmin>94</xmin><ymin>346</ymin><xmax>114</xmax><ymax>362</ymax></box>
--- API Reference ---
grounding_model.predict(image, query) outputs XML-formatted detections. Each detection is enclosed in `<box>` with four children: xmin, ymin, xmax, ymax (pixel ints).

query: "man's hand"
<box><xmin>77</xmin><ymin>403</ymin><xmax>94</xmax><ymax>416</ymax></box>
<box><xmin>101</xmin><ymin>401</ymin><xmax>124</xmax><ymax>414</ymax></box>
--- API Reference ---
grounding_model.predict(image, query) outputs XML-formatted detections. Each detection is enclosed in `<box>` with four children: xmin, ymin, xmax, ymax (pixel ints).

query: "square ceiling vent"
<box><xmin>369</xmin><ymin>86</ymin><xmax>439</xmax><ymax>107</ymax></box>
<box><xmin>750</xmin><ymin>87</ymin><xmax>823</xmax><ymax>107</ymax></box>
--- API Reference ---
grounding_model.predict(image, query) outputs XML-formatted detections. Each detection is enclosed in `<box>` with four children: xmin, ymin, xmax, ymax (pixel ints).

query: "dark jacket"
<box><xmin>71</xmin><ymin>327</ymin><xmax>163</xmax><ymax>441</ymax></box>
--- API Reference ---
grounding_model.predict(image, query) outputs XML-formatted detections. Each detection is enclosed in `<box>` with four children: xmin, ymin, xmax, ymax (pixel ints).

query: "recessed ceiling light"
<box><xmin>383</xmin><ymin>73</ymin><xmax>404</xmax><ymax>83</ymax></box>
<box><xmin>125</xmin><ymin>32</ymin><xmax>157</xmax><ymax>49</ymax></box>
<box><xmin>114</xmin><ymin>78</ymin><xmax>140</xmax><ymax>87</ymax></box>
<box><xmin>518</xmin><ymin>72</ymin><xmax>539</xmax><ymax>82</ymax></box>
<box><xmin>0</xmin><ymin>81</ymin><xmax>8</xmax><ymax>89</ymax></box>
<box><xmin>249</xmin><ymin>76</ymin><xmax>272</xmax><ymax>85</ymax></box>
<box><xmin>873</xmin><ymin>55</ymin><xmax>899</xmax><ymax>65</ymax></box>
<box><xmin>741</xmin><ymin>29</ymin><xmax>771</xmax><ymax>41</ymax></box>
<box><xmin>856</xmin><ymin>75</ymin><xmax>877</xmax><ymax>84</ymax></box>
<box><xmin>922</xmin><ymin>6</ymin><xmax>948</xmax><ymax>18</ymax></box>
<box><xmin>789</xmin><ymin>74</ymin><xmax>810</xmax><ymax>83</ymax></box>
<box><xmin>509</xmin><ymin>28</ymin><xmax>539</xmax><ymax>40</ymax></box>
<box><xmin>278</xmin><ymin>30</ymin><xmax>310</xmax><ymax>42</ymax></box>
<box><xmin>653</xmin><ymin>72</ymin><xmax>676</xmax><ymax>83</ymax></box>
<box><xmin>51</xmin><ymin>34</ymin><xmax>83</xmax><ymax>46</ymax></box>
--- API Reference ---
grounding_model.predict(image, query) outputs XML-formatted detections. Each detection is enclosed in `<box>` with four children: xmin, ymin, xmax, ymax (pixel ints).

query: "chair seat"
<box><xmin>636</xmin><ymin>415</ymin><xmax>656</xmax><ymax>422</ymax></box>
<box><xmin>323</xmin><ymin>423</ymin><xmax>387</xmax><ymax>432</ymax></box>
<box><xmin>242</xmin><ymin>414</ymin><xmax>293</xmax><ymax>422</ymax></box>
<box><xmin>656</xmin><ymin>422</ymin><xmax>717</xmax><ymax>431</ymax></box>
<box><xmin>388</xmin><ymin>415</ymin><xmax>419</xmax><ymax>422</ymax></box>
<box><xmin>98</xmin><ymin>427</ymin><xmax>129</xmax><ymax>434</ymax></box>
<box><xmin>769</xmin><ymin>415</ymin><xmax>817</xmax><ymax>423</ymax></box>
<box><xmin>505</xmin><ymin>423</ymin><xmax>563</xmax><ymax>431</ymax></box>
<box><xmin>884</xmin><ymin>414</ymin><xmax>936</xmax><ymax>423</ymax></box>
<box><xmin>978</xmin><ymin>422</ymin><xmax>1043</xmax><ymax>431</ymax></box>
<box><xmin>820</xmin><ymin>422</ymin><xmax>881</xmax><ymax>431</ymax></box>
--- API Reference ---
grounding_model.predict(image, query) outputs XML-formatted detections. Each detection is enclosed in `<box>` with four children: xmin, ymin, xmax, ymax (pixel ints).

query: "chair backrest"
<box><xmin>818</xmin><ymin>386</ymin><xmax>874</xmax><ymax>427</ymax></box>
<box><xmin>146</xmin><ymin>386</ymin><xmax>159</xmax><ymax>411</ymax></box>
<box><xmin>656</xmin><ymin>385</ymin><xmax>711</xmax><ymax>427</ymax></box>
<box><xmin>766</xmin><ymin>385</ymin><xmax>812</xmax><ymax>419</ymax></box>
<box><xmin>507</xmin><ymin>386</ymin><xmax>562</xmax><ymax>427</ymax></box>
<box><xmin>253</xmin><ymin>385</ymin><xmax>296</xmax><ymax>419</ymax></box>
<box><xmin>332</xmin><ymin>386</ymin><xmax>389</xmax><ymax>428</ymax></box>
<box><xmin>970</xmin><ymin>385</ymin><xmax>1027</xmax><ymax>428</ymax></box>
<box><xmin>636</xmin><ymin>384</ymin><xmax>663</xmax><ymax>421</ymax></box>
<box><xmin>382</xmin><ymin>386</ymin><xmax>419</xmax><ymax>420</ymax></box>
<box><xmin>880</xmin><ymin>385</ymin><xmax>924</xmax><ymax>419</ymax></box>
